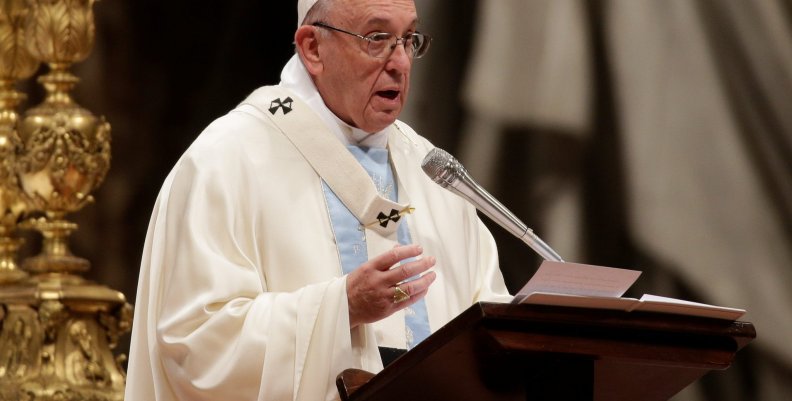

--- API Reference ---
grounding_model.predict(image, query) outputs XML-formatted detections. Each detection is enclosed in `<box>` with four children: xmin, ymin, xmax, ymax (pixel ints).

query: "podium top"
<box><xmin>339</xmin><ymin>302</ymin><xmax>755</xmax><ymax>401</ymax></box>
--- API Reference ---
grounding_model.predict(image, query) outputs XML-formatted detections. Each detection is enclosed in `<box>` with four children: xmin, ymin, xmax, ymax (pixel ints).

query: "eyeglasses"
<box><xmin>312</xmin><ymin>22</ymin><xmax>432</xmax><ymax>59</ymax></box>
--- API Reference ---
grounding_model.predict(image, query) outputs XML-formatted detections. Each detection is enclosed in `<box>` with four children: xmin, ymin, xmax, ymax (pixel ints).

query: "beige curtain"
<box><xmin>405</xmin><ymin>0</ymin><xmax>792</xmax><ymax>399</ymax></box>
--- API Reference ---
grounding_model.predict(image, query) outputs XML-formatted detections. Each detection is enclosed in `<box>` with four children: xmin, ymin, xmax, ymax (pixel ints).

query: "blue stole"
<box><xmin>322</xmin><ymin>145</ymin><xmax>430</xmax><ymax>349</ymax></box>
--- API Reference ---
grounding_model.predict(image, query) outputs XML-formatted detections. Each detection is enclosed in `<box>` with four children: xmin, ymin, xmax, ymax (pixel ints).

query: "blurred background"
<box><xmin>15</xmin><ymin>0</ymin><xmax>790</xmax><ymax>399</ymax></box>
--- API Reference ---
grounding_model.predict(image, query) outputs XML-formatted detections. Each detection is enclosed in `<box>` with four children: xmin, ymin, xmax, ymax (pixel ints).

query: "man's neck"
<box><xmin>280</xmin><ymin>54</ymin><xmax>389</xmax><ymax>148</ymax></box>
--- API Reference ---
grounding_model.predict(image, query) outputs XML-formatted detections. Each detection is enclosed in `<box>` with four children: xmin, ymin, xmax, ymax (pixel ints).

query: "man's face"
<box><xmin>314</xmin><ymin>0</ymin><xmax>418</xmax><ymax>133</ymax></box>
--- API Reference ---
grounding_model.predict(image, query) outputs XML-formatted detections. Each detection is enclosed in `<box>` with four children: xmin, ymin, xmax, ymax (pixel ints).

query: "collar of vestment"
<box><xmin>279</xmin><ymin>54</ymin><xmax>388</xmax><ymax>148</ymax></box>
<box><xmin>238</xmin><ymin>85</ymin><xmax>412</xmax><ymax>238</ymax></box>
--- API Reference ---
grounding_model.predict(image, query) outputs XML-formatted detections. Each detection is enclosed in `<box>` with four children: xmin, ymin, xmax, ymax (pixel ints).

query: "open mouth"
<box><xmin>377</xmin><ymin>90</ymin><xmax>400</xmax><ymax>100</ymax></box>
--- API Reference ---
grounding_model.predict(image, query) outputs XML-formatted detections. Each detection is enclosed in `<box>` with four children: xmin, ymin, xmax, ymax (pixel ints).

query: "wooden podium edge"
<box><xmin>337</xmin><ymin>302</ymin><xmax>756</xmax><ymax>400</ymax></box>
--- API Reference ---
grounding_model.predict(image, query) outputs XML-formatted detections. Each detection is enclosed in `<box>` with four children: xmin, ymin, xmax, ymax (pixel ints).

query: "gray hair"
<box><xmin>302</xmin><ymin>0</ymin><xmax>337</xmax><ymax>26</ymax></box>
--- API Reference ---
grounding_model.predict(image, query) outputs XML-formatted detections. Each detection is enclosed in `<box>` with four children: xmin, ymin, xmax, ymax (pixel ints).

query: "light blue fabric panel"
<box><xmin>322</xmin><ymin>145</ymin><xmax>430</xmax><ymax>348</ymax></box>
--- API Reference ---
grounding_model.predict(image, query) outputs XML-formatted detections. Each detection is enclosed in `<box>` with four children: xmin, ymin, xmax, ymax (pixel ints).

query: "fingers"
<box><xmin>398</xmin><ymin>287</ymin><xmax>430</xmax><ymax>309</ymax></box>
<box><xmin>366</xmin><ymin>244</ymin><xmax>424</xmax><ymax>272</ymax></box>
<box><xmin>389</xmin><ymin>271</ymin><xmax>436</xmax><ymax>313</ymax></box>
<box><xmin>386</xmin><ymin>255</ymin><xmax>435</xmax><ymax>284</ymax></box>
<box><xmin>396</xmin><ymin>270</ymin><xmax>436</xmax><ymax>302</ymax></box>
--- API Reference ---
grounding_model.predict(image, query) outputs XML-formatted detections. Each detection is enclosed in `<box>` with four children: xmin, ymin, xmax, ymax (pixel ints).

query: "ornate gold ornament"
<box><xmin>18</xmin><ymin>0</ymin><xmax>110</xmax><ymax>273</ymax></box>
<box><xmin>0</xmin><ymin>1</ymin><xmax>132</xmax><ymax>400</ymax></box>
<box><xmin>0</xmin><ymin>0</ymin><xmax>39</xmax><ymax>283</ymax></box>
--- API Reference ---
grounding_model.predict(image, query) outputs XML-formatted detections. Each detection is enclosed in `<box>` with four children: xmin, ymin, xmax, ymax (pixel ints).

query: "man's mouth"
<box><xmin>377</xmin><ymin>90</ymin><xmax>400</xmax><ymax>100</ymax></box>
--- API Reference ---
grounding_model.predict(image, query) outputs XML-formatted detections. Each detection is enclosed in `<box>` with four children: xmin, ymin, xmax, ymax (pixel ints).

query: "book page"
<box><xmin>638</xmin><ymin>294</ymin><xmax>746</xmax><ymax>320</ymax></box>
<box><xmin>513</xmin><ymin>261</ymin><xmax>641</xmax><ymax>303</ymax></box>
<box><xmin>521</xmin><ymin>292</ymin><xmax>640</xmax><ymax>311</ymax></box>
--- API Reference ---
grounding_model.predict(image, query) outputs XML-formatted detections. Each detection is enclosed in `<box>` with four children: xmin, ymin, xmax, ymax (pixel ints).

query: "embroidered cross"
<box><xmin>269</xmin><ymin>97</ymin><xmax>293</xmax><ymax>115</ymax></box>
<box><xmin>364</xmin><ymin>206</ymin><xmax>415</xmax><ymax>229</ymax></box>
<box><xmin>376</xmin><ymin>209</ymin><xmax>402</xmax><ymax>228</ymax></box>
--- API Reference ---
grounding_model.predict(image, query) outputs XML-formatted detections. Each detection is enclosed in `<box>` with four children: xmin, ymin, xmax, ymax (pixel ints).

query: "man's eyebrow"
<box><xmin>365</xmin><ymin>16</ymin><xmax>419</xmax><ymax>29</ymax></box>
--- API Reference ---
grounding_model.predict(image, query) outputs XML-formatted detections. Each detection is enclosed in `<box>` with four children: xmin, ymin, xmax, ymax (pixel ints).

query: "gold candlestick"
<box><xmin>0</xmin><ymin>0</ymin><xmax>39</xmax><ymax>283</ymax></box>
<box><xmin>0</xmin><ymin>1</ymin><xmax>131</xmax><ymax>400</ymax></box>
<box><xmin>0</xmin><ymin>134</ymin><xmax>28</xmax><ymax>283</ymax></box>
<box><xmin>17</xmin><ymin>0</ymin><xmax>110</xmax><ymax>274</ymax></box>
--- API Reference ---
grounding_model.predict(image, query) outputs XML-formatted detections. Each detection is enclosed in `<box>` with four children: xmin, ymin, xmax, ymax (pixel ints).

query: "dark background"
<box><xmin>10</xmin><ymin>1</ymin><xmax>791</xmax><ymax>400</ymax></box>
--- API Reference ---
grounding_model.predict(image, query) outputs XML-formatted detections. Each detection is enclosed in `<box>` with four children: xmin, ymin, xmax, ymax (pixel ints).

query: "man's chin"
<box><xmin>361</xmin><ymin>112</ymin><xmax>400</xmax><ymax>133</ymax></box>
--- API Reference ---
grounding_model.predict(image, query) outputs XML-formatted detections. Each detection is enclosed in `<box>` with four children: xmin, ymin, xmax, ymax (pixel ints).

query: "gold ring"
<box><xmin>393</xmin><ymin>286</ymin><xmax>410</xmax><ymax>304</ymax></box>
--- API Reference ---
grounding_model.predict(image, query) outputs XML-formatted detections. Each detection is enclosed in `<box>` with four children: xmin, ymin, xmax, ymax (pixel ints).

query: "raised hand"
<box><xmin>346</xmin><ymin>244</ymin><xmax>437</xmax><ymax>328</ymax></box>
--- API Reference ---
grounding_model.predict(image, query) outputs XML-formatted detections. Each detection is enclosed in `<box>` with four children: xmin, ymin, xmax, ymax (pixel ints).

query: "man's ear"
<box><xmin>295</xmin><ymin>26</ymin><xmax>323</xmax><ymax>75</ymax></box>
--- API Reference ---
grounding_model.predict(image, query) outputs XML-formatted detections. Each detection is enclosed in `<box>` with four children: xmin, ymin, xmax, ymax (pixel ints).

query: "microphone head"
<box><xmin>421</xmin><ymin>148</ymin><xmax>460</xmax><ymax>188</ymax></box>
<box><xmin>421</xmin><ymin>148</ymin><xmax>453</xmax><ymax>177</ymax></box>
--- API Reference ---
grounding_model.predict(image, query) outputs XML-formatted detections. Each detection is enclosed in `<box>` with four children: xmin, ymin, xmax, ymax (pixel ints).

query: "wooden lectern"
<box><xmin>337</xmin><ymin>302</ymin><xmax>755</xmax><ymax>401</ymax></box>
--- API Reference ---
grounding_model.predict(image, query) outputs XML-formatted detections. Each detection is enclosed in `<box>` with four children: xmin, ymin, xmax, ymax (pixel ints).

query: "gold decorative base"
<box><xmin>0</xmin><ymin>276</ymin><xmax>132</xmax><ymax>401</ymax></box>
<box><xmin>21</xmin><ymin>218</ymin><xmax>90</xmax><ymax>275</ymax></box>
<box><xmin>23</xmin><ymin>254</ymin><xmax>90</xmax><ymax>275</ymax></box>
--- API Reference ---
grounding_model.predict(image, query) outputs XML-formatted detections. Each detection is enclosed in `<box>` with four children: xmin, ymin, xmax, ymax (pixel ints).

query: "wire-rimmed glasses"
<box><xmin>312</xmin><ymin>22</ymin><xmax>432</xmax><ymax>59</ymax></box>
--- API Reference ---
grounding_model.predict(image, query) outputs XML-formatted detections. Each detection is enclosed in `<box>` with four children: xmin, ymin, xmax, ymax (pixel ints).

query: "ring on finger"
<box><xmin>393</xmin><ymin>286</ymin><xmax>410</xmax><ymax>304</ymax></box>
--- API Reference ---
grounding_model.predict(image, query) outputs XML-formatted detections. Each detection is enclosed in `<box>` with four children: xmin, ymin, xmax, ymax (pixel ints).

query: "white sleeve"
<box><xmin>127</xmin><ymin>152</ymin><xmax>370</xmax><ymax>401</ymax></box>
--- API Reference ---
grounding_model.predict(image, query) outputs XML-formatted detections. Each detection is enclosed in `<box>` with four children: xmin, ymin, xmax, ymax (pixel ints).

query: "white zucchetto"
<box><xmin>298</xmin><ymin>0</ymin><xmax>319</xmax><ymax>27</ymax></box>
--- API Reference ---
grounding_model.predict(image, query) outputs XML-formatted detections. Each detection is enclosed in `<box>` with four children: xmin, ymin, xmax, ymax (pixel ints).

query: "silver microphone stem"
<box><xmin>422</xmin><ymin>148</ymin><xmax>564</xmax><ymax>262</ymax></box>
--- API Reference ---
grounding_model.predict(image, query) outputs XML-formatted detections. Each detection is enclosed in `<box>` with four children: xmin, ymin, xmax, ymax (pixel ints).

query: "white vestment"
<box><xmin>126</xmin><ymin>56</ymin><xmax>510</xmax><ymax>401</ymax></box>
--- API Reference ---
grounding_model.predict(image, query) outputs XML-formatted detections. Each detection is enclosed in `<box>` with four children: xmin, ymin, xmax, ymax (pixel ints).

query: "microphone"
<box><xmin>421</xmin><ymin>148</ymin><xmax>564</xmax><ymax>262</ymax></box>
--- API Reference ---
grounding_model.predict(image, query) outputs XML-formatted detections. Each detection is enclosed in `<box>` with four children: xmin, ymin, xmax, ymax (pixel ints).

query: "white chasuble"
<box><xmin>243</xmin><ymin>86</ymin><xmax>419</xmax><ymax>350</ymax></box>
<box><xmin>125</xmin><ymin>84</ymin><xmax>511</xmax><ymax>401</ymax></box>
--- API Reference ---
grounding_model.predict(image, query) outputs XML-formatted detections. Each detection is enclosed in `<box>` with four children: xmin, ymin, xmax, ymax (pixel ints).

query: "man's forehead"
<box><xmin>340</xmin><ymin>0</ymin><xmax>418</xmax><ymax>26</ymax></box>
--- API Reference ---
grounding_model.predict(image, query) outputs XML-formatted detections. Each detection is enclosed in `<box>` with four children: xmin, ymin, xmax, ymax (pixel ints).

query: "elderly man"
<box><xmin>125</xmin><ymin>0</ymin><xmax>510</xmax><ymax>400</ymax></box>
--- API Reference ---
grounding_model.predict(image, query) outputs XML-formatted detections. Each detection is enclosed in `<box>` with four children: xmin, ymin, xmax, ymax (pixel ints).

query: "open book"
<box><xmin>513</xmin><ymin>261</ymin><xmax>745</xmax><ymax>321</ymax></box>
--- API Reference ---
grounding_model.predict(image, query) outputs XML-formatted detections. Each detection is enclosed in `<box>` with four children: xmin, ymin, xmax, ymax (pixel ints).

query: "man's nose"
<box><xmin>385</xmin><ymin>42</ymin><xmax>412</xmax><ymax>73</ymax></box>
